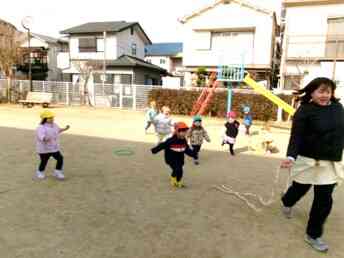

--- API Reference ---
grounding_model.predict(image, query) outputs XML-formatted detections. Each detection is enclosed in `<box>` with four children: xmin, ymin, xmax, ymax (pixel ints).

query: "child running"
<box><xmin>153</xmin><ymin>106</ymin><xmax>174</xmax><ymax>143</ymax></box>
<box><xmin>35</xmin><ymin>110</ymin><xmax>70</xmax><ymax>180</ymax></box>
<box><xmin>187</xmin><ymin>115</ymin><xmax>211</xmax><ymax>165</ymax></box>
<box><xmin>151</xmin><ymin>122</ymin><xmax>196</xmax><ymax>188</ymax></box>
<box><xmin>144</xmin><ymin>101</ymin><xmax>158</xmax><ymax>134</ymax></box>
<box><xmin>242</xmin><ymin>105</ymin><xmax>253</xmax><ymax>135</ymax></box>
<box><xmin>222</xmin><ymin>111</ymin><xmax>240</xmax><ymax>156</ymax></box>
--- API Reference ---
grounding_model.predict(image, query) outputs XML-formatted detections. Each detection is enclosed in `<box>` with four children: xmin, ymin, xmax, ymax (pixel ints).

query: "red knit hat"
<box><xmin>175</xmin><ymin>122</ymin><xmax>189</xmax><ymax>131</ymax></box>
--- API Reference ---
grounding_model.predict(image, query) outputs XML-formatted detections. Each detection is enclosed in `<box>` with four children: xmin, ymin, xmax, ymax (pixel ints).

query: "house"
<box><xmin>145</xmin><ymin>43</ymin><xmax>184</xmax><ymax>87</ymax></box>
<box><xmin>280</xmin><ymin>0</ymin><xmax>344</xmax><ymax>93</ymax></box>
<box><xmin>179</xmin><ymin>0</ymin><xmax>279</xmax><ymax>88</ymax></box>
<box><xmin>145</xmin><ymin>43</ymin><xmax>183</xmax><ymax>75</ymax></box>
<box><xmin>59</xmin><ymin>21</ymin><xmax>167</xmax><ymax>85</ymax></box>
<box><xmin>17</xmin><ymin>33</ymin><xmax>68</xmax><ymax>81</ymax></box>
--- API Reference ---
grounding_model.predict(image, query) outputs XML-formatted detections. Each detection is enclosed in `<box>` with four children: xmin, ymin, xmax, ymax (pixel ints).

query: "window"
<box><xmin>326</xmin><ymin>17</ymin><xmax>344</xmax><ymax>58</ymax></box>
<box><xmin>211</xmin><ymin>31</ymin><xmax>254</xmax><ymax>50</ymax></box>
<box><xmin>146</xmin><ymin>59</ymin><xmax>152</xmax><ymax>63</ymax></box>
<box><xmin>131</xmin><ymin>43</ymin><xmax>137</xmax><ymax>56</ymax></box>
<box><xmin>79</xmin><ymin>37</ymin><xmax>96</xmax><ymax>52</ymax></box>
<box><xmin>94</xmin><ymin>73</ymin><xmax>114</xmax><ymax>84</ymax></box>
<box><xmin>160</xmin><ymin>58</ymin><xmax>166</xmax><ymax>64</ymax></box>
<box><xmin>96</xmin><ymin>38</ymin><xmax>104</xmax><ymax>52</ymax></box>
<box><xmin>130</xmin><ymin>27</ymin><xmax>134</xmax><ymax>35</ymax></box>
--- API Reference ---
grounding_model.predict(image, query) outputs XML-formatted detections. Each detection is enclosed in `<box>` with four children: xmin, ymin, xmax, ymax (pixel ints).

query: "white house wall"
<box><xmin>182</xmin><ymin>3</ymin><xmax>274</xmax><ymax>68</ymax></box>
<box><xmin>21</xmin><ymin>38</ymin><xmax>48</xmax><ymax>48</ymax></box>
<box><xmin>145</xmin><ymin>56</ymin><xmax>172</xmax><ymax>72</ymax></box>
<box><xmin>69</xmin><ymin>35</ymin><xmax>118</xmax><ymax>60</ymax></box>
<box><xmin>281</xmin><ymin>3</ymin><xmax>344</xmax><ymax>89</ymax></box>
<box><xmin>284</xmin><ymin>4</ymin><xmax>344</xmax><ymax>58</ymax></box>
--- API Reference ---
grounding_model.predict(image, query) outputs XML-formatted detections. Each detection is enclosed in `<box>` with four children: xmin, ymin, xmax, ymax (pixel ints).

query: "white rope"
<box><xmin>213</xmin><ymin>167</ymin><xmax>292</xmax><ymax>212</ymax></box>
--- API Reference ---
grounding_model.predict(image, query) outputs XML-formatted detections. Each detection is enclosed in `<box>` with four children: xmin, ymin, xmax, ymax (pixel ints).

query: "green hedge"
<box><xmin>148</xmin><ymin>88</ymin><xmax>293</xmax><ymax>121</ymax></box>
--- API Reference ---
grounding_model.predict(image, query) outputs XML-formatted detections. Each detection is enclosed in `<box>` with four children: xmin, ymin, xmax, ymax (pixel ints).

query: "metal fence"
<box><xmin>0</xmin><ymin>79</ymin><xmax>194</xmax><ymax>110</ymax></box>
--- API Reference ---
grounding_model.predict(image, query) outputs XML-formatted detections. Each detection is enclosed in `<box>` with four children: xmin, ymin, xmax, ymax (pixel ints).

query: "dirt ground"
<box><xmin>0</xmin><ymin>105</ymin><xmax>343</xmax><ymax>258</ymax></box>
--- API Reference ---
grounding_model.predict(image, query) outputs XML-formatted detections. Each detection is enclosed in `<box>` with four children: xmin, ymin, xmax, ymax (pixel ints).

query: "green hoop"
<box><xmin>113</xmin><ymin>148</ymin><xmax>135</xmax><ymax>156</ymax></box>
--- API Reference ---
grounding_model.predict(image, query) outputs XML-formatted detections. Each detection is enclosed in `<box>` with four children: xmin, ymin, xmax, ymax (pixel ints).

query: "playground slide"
<box><xmin>243</xmin><ymin>75</ymin><xmax>296</xmax><ymax>116</ymax></box>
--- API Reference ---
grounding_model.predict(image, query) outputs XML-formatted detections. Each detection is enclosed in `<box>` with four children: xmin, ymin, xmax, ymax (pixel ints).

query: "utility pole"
<box><xmin>103</xmin><ymin>31</ymin><xmax>107</xmax><ymax>95</ymax></box>
<box><xmin>21</xmin><ymin>16</ymin><xmax>33</xmax><ymax>91</ymax></box>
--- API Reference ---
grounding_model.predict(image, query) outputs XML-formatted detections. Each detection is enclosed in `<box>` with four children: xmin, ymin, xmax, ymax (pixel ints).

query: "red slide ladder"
<box><xmin>191</xmin><ymin>72</ymin><xmax>219</xmax><ymax>116</ymax></box>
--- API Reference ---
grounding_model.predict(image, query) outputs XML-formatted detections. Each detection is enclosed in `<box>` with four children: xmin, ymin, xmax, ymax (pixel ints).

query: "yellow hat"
<box><xmin>40</xmin><ymin>110</ymin><xmax>55</xmax><ymax>119</ymax></box>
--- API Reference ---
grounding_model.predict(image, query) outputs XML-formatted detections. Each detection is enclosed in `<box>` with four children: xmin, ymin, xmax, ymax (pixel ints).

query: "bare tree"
<box><xmin>0</xmin><ymin>20</ymin><xmax>21</xmax><ymax>102</ymax></box>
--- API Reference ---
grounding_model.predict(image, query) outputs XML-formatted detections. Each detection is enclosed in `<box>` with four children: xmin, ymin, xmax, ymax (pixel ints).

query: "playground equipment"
<box><xmin>190</xmin><ymin>72</ymin><xmax>219</xmax><ymax>116</ymax></box>
<box><xmin>217</xmin><ymin>63</ymin><xmax>245</xmax><ymax>114</ymax></box>
<box><xmin>191</xmin><ymin>61</ymin><xmax>296</xmax><ymax>116</ymax></box>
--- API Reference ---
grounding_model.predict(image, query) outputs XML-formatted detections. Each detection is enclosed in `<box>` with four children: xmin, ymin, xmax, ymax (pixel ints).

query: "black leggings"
<box><xmin>192</xmin><ymin>145</ymin><xmax>202</xmax><ymax>160</ymax></box>
<box><xmin>38</xmin><ymin>152</ymin><xmax>64</xmax><ymax>172</ymax></box>
<box><xmin>145</xmin><ymin>121</ymin><xmax>153</xmax><ymax>130</ymax></box>
<box><xmin>282</xmin><ymin>181</ymin><xmax>336</xmax><ymax>238</ymax></box>
<box><xmin>169</xmin><ymin>164</ymin><xmax>184</xmax><ymax>182</ymax></box>
<box><xmin>229</xmin><ymin>144</ymin><xmax>234</xmax><ymax>155</ymax></box>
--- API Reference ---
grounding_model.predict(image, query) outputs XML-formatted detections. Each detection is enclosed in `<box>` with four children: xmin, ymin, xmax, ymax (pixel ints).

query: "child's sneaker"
<box><xmin>194</xmin><ymin>160</ymin><xmax>199</xmax><ymax>165</ymax></box>
<box><xmin>35</xmin><ymin>170</ymin><xmax>46</xmax><ymax>180</ymax></box>
<box><xmin>305</xmin><ymin>235</ymin><xmax>329</xmax><ymax>252</ymax></box>
<box><xmin>176</xmin><ymin>181</ymin><xmax>185</xmax><ymax>188</ymax></box>
<box><xmin>53</xmin><ymin>170</ymin><xmax>65</xmax><ymax>180</ymax></box>
<box><xmin>281</xmin><ymin>205</ymin><xmax>292</xmax><ymax>219</ymax></box>
<box><xmin>170</xmin><ymin>176</ymin><xmax>177</xmax><ymax>187</ymax></box>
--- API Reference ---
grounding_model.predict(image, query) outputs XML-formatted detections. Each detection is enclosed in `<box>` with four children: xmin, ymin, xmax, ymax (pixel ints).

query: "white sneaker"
<box><xmin>305</xmin><ymin>235</ymin><xmax>329</xmax><ymax>252</ymax></box>
<box><xmin>53</xmin><ymin>170</ymin><xmax>65</xmax><ymax>180</ymax></box>
<box><xmin>36</xmin><ymin>170</ymin><xmax>46</xmax><ymax>180</ymax></box>
<box><xmin>281</xmin><ymin>202</ymin><xmax>292</xmax><ymax>219</ymax></box>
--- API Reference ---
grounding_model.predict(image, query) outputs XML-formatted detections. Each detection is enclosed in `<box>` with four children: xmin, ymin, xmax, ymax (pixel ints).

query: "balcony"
<box><xmin>285</xmin><ymin>34</ymin><xmax>344</xmax><ymax>61</ymax></box>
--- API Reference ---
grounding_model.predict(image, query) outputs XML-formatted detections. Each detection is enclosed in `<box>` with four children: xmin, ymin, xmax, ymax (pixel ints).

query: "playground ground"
<box><xmin>0</xmin><ymin>105</ymin><xmax>343</xmax><ymax>258</ymax></box>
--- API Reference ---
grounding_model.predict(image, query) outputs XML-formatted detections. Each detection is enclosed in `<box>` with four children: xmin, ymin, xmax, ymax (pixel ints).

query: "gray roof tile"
<box><xmin>61</xmin><ymin>21</ymin><xmax>136</xmax><ymax>34</ymax></box>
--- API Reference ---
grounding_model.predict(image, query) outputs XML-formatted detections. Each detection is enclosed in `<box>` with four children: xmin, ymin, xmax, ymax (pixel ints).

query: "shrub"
<box><xmin>148</xmin><ymin>88</ymin><xmax>293</xmax><ymax>121</ymax></box>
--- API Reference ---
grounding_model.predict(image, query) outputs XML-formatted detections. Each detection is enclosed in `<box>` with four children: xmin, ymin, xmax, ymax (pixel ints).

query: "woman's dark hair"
<box><xmin>40</xmin><ymin>118</ymin><xmax>48</xmax><ymax>125</ymax></box>
<box><xmin>295</xmin><ymin>77</ymin><xmax>339</xmax><ymax>104</ymax></box>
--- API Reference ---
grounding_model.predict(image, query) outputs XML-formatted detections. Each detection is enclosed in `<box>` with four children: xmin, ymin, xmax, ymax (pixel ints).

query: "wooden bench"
<box><xmin>19</xmin><ymin>92</ymin><xmax>53</xmax><ymax>108</ymax></box>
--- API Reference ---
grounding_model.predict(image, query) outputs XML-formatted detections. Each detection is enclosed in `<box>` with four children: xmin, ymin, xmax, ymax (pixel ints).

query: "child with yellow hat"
<box><xmin>35</xmin><ymin>110</ymin><xmax>70</xmax><ymax>180</ymax></box>
<box><xmin>151</xmin><ymin>121</ymin><xmax>196</xmax><ymax>188</ymax></box>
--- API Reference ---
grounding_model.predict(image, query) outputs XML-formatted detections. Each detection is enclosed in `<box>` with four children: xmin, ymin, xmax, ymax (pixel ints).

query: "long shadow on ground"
<box><xmin>0</xmin><ymin>127</ymin><xmax>343</xmax><ymax>258</ymax></box>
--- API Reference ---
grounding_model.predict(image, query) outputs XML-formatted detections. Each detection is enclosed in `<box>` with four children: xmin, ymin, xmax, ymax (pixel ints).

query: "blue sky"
<box><xmin>0</xmin><ymin>0</ymin><xmax>281</xmax><ymax>42</ymax></box>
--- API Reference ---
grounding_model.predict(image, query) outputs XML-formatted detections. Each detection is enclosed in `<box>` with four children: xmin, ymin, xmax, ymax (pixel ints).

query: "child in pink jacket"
<box><xmin>36</xmin><ymin>110</ymin><xmax>70</xmax><ymax>180</ymax></box>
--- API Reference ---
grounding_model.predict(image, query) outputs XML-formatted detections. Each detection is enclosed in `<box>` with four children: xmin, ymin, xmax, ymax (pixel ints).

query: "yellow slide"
<box><xmin>243</xmin><ymin>75</ymin><xmax>296</xmax><ymax>116</ymax></box>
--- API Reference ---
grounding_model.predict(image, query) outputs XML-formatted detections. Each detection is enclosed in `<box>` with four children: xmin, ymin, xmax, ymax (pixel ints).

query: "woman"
<box><xmin>281</xmin><ymin>77</ymin><xmax>344</xmax><ymax>252</ymax></box>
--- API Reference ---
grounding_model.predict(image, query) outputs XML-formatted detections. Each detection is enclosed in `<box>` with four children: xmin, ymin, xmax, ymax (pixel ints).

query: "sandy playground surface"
<box><xmin>0</xmin><ymin>104</ymin><xmax>343</xmax><ymax>258</ymax></box>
